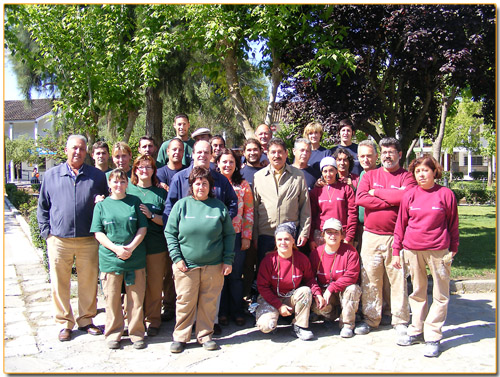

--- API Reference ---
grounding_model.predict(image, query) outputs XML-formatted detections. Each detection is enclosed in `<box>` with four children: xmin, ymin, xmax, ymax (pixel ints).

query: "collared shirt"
<box><xmin>272</xmin><ymin>165</ymin><xmax>286</xmax><ymax>190</ymax></box>
<box><xmin>253</xmin><ymin>163</ymin><xmax>311</xmax><ymax>239</ymax></box>
<box><xmin>37</xmin><ymin>162</ymin><xmax>108</xmax><ymax>239</ymax></box>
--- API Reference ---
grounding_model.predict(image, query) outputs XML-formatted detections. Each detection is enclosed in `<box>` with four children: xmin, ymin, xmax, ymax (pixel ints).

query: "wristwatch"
<box><xmin>151</xmin><ymin>213</ymin><xmax>156</xmax><ymax>220</ymax></box>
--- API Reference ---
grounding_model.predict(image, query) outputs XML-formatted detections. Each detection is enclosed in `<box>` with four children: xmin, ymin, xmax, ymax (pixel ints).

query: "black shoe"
<box><xmin>170</xmin><ymin>341</ymin><xmax>186</xmax><ymax>353</ymax></box>
<box><xmin>202</xmin><ymin>340</ymin><xmax>218</xmax><ymax>351</ymax></box>
<box><xmin>147</xmin><ymin>326</ymin><xmax>160</xmax><ymax>337</ymax></box>
<box><xmin>398</xmin><ymin>333</ymin><xmax>425</xmax><ymax>346</ymax></box>
<box><xmin>133</xmin><ymin>340</ymin><xmax>146</xmax><ymax>349</ymax></box>
<box><xmin>161</xmin><ymin>309</ymin><xmax>175</xmax><ymax>322</ymax></box>
<box><xmin>213</xmin><ymin>323</ymin><xmax>222</xmax><ymax>335</ymax></box>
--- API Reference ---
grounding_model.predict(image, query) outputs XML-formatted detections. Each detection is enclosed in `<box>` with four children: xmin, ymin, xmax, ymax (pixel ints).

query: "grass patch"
<box><xmin>451</xmin><ymin>205</ymin><xmax>496</xmax><ymax>279</ymax></box>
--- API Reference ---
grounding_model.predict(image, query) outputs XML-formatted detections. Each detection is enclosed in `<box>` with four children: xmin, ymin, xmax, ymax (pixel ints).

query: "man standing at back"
<box><xmin>163</xmin><ymin>140</ymin><xmax>238</xmax><ymax>222</ymax></box>
<box><xmin>157</xmin><ymin>114</ymin><xmax>195</xmax><ymax>167</ymax></box>
<box><xmin>354</xmin><ymin>137</ymin><xmax>417</xmax><ymax>338</ymax></box>
<box><xmin>37</xmin><ymin>135</ymin><xmax>108</xmax><ymax>342</ymax></box>
<box><xmin>253</xmin><ymin>137</ymin><xmax>311</xmax><ymax>267</ymax></box>
<box><xmin>254</xmin><ymin>124</ymin><xmax>273</xmax><ymax>164</ymax></box>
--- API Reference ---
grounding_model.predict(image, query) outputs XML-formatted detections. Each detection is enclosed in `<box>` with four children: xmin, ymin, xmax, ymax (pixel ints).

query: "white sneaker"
<box><xmin>293</xmin><ymin>324</ymin><xmax>314</xmax><ymax>341</ymax></box>
<box><xmin>394</xmin><ymin>324</ymin><xmax>408</xmax><ymax>337</ymax></box>
<box><xmin>340</xmin><ymin>327</ymin><xmax>354</xmax><ymax>338</ymax></box>
<box><xmin>424</xmin><ymin>341</ymin><xmax>440</xmax><ymax>357</ymax></box>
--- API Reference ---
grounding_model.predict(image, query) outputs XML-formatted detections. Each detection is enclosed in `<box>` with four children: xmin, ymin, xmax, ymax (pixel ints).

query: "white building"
<box><xmin>4</xmin><ymin>99</ymin><xmax>57</xmax><ymax>182</ymax></box>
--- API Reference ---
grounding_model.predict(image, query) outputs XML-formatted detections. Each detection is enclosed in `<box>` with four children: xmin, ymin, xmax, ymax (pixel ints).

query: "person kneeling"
<box><xmin>255</xmin><ymin>222</ymin><xmax>315</xmax><ymax>341</ymax></box>
<box><xmin>309</xmin><ymin>218</ymin><xmax>361</xmax><ymax>338</ymax></box>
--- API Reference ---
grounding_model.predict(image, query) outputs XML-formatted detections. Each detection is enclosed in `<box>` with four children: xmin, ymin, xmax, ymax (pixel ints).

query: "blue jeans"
<box><xmin>219</xmin><ymin>233</ymin><xmax>246</xmax><ymax>319</ymax></box>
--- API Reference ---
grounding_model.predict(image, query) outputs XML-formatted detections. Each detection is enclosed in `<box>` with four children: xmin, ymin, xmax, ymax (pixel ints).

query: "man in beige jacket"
<box><xmin>253</xmin><ymin>137</ymin><xmax>311</xmax><ymax>270</ymax></box>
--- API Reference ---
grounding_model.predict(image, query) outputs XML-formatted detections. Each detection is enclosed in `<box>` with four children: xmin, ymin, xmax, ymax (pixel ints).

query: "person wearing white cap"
<box><xmin>308</xmin><ymin>218</ymin><xmax>361</xmax><ymax>338</ymax></box>
<box><xmin>191</xmin><ymin>127</ymin><xmax>212</xmax><ymax>142</ymax></box>
<box><xmin>256</xmin><ymin>222</ymin><xmax>317</xmax><ymax>341</ymax></box>
<box><xmin>309</xmin><ymin>156</ymin><xmax>357</xmax><ymax>251</ymax></box>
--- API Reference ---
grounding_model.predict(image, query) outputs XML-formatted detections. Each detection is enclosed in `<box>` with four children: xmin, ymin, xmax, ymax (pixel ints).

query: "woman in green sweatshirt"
<box><xmin>165</xmin><ymin>166</ymin><xmax>235</xmax><ymax>353</ymax></box>
<box><xmin>90</xmin><ymin>169</ymin><xmax>148</xmax><ymax>350</ymax></box>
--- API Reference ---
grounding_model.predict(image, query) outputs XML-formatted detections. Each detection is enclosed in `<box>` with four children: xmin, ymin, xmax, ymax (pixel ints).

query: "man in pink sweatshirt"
<box><xmin>354</xmin><ymin>137</ymin><xmax>417</xmax><ymax>338</ymax></box>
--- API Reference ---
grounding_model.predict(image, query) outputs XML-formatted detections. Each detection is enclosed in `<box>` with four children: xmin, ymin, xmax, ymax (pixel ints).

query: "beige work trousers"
<box><xmin>256</xmin><ymin>286</ymin><xmax>312</xmax><ymax>333</ymax></box>
<box><xmin>101</xmin><ymin>269</ymin><xmax>146</xmax><ymax>343</ymax></box>
<box><xmin>47</xmin><ymin>235</ymin><xmax>99</xmax><ymax>329</ymax></box>
<box><xmin>311</xmin><ymin>284</ymin><xmax>362</xmax><ymax>330</ymax></box>
<box><xmin>404</xmin><ymin>248</ymin><xmax>452</xmax><ymax>342</ymax></box>
<box><xmin>360</xmin><ymin>231</ymin><xmax>410</xmax><ymax>328</ymax></box>
<box><xmin>172</xmin><ymin>264</ymin><xmax>224</xmax><ymax>344</ymax></box>
<box><xmin>144</xmin><ymin>252</ymin><xmax>167</xmax><ymax>328</ymax></box>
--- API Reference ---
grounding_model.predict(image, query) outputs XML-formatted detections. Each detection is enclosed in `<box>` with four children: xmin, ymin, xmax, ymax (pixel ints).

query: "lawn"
<box><xmin>452</xmin><ymin>205</ymin><xmax>496</xmax><ymax>279</ymax></box>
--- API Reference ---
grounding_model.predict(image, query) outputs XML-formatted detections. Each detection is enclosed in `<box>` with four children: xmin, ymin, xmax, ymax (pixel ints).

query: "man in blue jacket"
<box><xmin>37</xmin><ymin>135</ymin><xmax>108</xmax><ymax>342</ymax></box>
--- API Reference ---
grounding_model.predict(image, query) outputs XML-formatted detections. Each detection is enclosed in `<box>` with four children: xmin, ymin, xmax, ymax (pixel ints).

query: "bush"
<box><xmin>452</xmin><ymin>188</ymin><xmax>466</xmax><ymax>203</ymax></box>
<box><xmin>9</xmin><ymin>188</ymin><xmax>32</xmax><ymax>209</ymax></box>
<box><xmin>19</xmin><ymin>197</ymin><xmax>38</xmax><ymax>217</ymax></box>
<box><xmin>452</xmin><ymin>171</ymin><xmax>464</xmax><ymax>180</ymax></box>
<box><xmin>31</xmin><ymin>183</ymin><xmax>41</xmax><ymax>192</ymax></box>
<box><xmin>28</xmin><ymin>207</ymin><xmax>49</xmax><ymax>275</ymax></box>
<box><xmin>5</xmin><ymin>183</ymin><xmax>17</xmax><ymax>197</ymax></box>
<box><xmin>469</xmin><ymin>171</ymin><xmax>488</xmax><ymax>180</ymax></box>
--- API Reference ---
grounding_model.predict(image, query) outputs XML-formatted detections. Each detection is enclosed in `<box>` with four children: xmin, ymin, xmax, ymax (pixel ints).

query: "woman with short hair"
<box><xmin>392</xmin><ymin>155</ymin><xmax>459</xmax><ymax>357</ymax></box>
<box><xmin>165</xmin><ymin>166</ymin><xmax>236</xmax><ymax>353</ymax></box>
<box><xmin>90</xmin><ymin>168</ymin><xmax>148</xmax><ymax>350</ymax></box>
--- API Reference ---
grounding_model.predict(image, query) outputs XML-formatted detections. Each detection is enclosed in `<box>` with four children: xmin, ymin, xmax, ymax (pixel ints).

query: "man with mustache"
<box><xmin>252</xmin><ymin>137</ymin><xmax>311</xmax><ymax>270</ymax></box>
<box><xmin>354</xmin><ymin>137</ymin><xmax>417</xmax><ymax>340</ymax></box>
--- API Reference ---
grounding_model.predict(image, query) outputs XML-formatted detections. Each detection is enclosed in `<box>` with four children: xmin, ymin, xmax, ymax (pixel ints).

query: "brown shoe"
<box><xmin>78</xmin><ymin>324</ymin><xmax>103</xmax><ymax>336</ymax></box>
<box><xmin>58</xmin><ymin>328</ymin><xmax>72</xmax><ymax>342</ymax></box>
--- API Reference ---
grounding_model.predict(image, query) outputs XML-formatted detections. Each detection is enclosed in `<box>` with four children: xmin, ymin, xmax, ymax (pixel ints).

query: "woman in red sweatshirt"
<box><xmin>309</xmin><ymin>218</ymin><xmax>361</xmax><ymax>338</ymax></box>
<box><xmin>392</xmin><ymin>155</ymin><xmax>459</xmax><ymax>358</ymax></box>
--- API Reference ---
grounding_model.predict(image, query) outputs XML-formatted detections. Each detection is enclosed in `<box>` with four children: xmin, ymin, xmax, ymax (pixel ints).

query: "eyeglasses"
<box><xmin>137</xmin><ymin>166</ymin><xmax>153</xmax><ymax>171</ymax></box>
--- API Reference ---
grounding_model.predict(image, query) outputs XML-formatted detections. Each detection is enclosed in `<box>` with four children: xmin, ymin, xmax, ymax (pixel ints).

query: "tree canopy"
<box><xmin>279</xmin><ymin>4</ymin><xmax>496</xmax><ymax>161</ymax></box>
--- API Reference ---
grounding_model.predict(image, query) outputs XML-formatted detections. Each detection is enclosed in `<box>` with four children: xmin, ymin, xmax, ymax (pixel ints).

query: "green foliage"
<box><xmin>452</xmin><ymin>205</ymin><xmax>495</xmax><ymax>278</ymax></box>
<box><xmin>28</xmin><ymin>207</ymin><xmax>49</xmax><ymax>274</ymax></box>
<box><xmin>274</xmin><ymin>123</ymin><xmax>300</xmax><ymax>161</ymax></box>
<box><xmin>469</xmin><ymin>171</ymin><xmax>488</xmax><ymax>180</ymax></box>
<box><xmin>5</xmin><ymin>183</ymin><xmax>17</xmax><ymax>197</ymax></box>
<box><xmin>7</xmin><ymin>187</ymin><xmax>32</xmax><ymax>209</ymax></box>
<box><xmin>31</xmin><ymin>183</ymin><xmax>41</xmax><ymax>193</ymax></box>
<box><xmin>5</xmin><ymin>135</ymin><xmax>43</xmax><ymax>165</ymax></box>
<box><xmin>450</xmin><ymin>181</ymin><xmax>496</xmax><ymax>205</ymax></box>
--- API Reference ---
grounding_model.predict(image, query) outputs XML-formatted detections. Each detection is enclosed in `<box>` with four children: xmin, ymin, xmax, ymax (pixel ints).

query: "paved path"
<box><xmin>3</xmin><ymin>200</ymin><xmax>497</xmax><ymax>374</ymax></box>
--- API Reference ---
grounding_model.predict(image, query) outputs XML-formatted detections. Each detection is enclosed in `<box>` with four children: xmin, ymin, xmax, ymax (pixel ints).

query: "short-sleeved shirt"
<box><xmin>90</xmin><ymin>195</ymin><xmax>148</xmax><ymax>272</ymax></box>
<box><xmin>127</xmin><ymin>184</ymin><xmax>168</xmax><ymax>254</ymax></box>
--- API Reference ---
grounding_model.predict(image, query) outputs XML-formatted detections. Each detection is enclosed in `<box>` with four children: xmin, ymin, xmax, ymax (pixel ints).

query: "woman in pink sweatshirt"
<box><xmin>392</xmin><ymin>155</ymin><xmax>459</xmax><ymax>358</ymax></box>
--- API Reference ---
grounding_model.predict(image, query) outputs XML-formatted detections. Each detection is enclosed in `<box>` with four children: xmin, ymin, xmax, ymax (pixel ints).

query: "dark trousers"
<box><xmin>219</xmin><ymin>233</ymin><xmax>245</xmax><ymax>318</ymax></box>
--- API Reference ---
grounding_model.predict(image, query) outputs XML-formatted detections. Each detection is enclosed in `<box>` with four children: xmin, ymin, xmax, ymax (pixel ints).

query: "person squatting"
<box><xmin>37</xmin><ymin>116</ymin><xmax>459</xmax><ymax>358</ymax></box>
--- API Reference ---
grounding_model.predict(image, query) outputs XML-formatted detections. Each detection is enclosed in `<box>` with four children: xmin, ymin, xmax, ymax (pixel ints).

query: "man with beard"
<box><xmin>354</xmin><ymin>137</ymin><xmax>417</xmax><ymax>339</ymax></box>
<box><xmin>240</xmin><ymin>138</ymin><xmax>265</xmax><ymax>188</ymax></box>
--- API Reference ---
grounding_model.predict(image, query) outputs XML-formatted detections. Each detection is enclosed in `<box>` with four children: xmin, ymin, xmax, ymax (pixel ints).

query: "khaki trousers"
<box><xmin>311</xmin><ymin>284</ymin><xmax>362</xmax><ymax>330</ymax></box>
<box><xmin>172</xmin><ymin>264</ymin><xmax>224</xmax><ymax>344</ymax></box>
<box><xmin>101</xmin><ymin>269</ymin><xmax>146</xmax><ymax>343</ymax></box>
<box><xmin>256</xmin><ymin>286</ymin><xmax>312</xmax><ymax>333</ymax></box>
<box><xmin>404</xmin><ymin>249</ymin><xmax>452</xmax><ymax>342</ymax></box>
<box><xmin>162</xmin><ymin>255</ymin><xmax>176</xmax><ymax>312</ymax></box>
<box><xmin>144</xmin><ymin>252</ymin><xmax>167</xmax><ymax>328</ymax></box>
<box><xmin>47</xmin><ymin>235</ymin><xmax>99</xmax><ymax>329</ymax></box>
<box><xmin>360</xmin><ymin>231</ymin><xmax>410</xmax><ymax>328</ymax></box>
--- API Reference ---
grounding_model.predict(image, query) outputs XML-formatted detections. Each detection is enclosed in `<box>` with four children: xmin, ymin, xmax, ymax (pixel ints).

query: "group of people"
<box><xmin>36</xmin><ymin>113</ymin><xmax>459</xmax><ymax>358</ymax></box>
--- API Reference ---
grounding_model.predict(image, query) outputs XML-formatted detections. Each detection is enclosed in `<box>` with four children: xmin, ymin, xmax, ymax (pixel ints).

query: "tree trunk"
<box><xmin>264</xmin><ymin>46</ymin><xmax>282</xmax><ymax>127</ymax></box>
<box><xmin>145</xmin><ymin>86</ymin><xmax>164</xmax><ymax>147</ymax></box>
<box><xmin>487</xmin><ymin>156</ymin><xmax>493</xmax><ymax>186</ymax></box>
<box><xmin>107</xmin><ymin>109</ymin><xmax>117</xmax><ymax>140</ymax></box>
<box><xmin>432</xmin><ymin>87</ymin><xmax>458</xmax><ymax>162</ymax></box>
<box><xmin>122</xmin><ymin>109</ymin><xmax>139</xmax><ymax>143</ymax></box>
<box><xmin>222</xmin><ymin>40</ymin><xmax>255</xmax><ymax>139</ymax></box>
<box><xmin>405</xmin><ymin>138</ymin><xmax>419</xmax><ymax>168</ymax></box>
